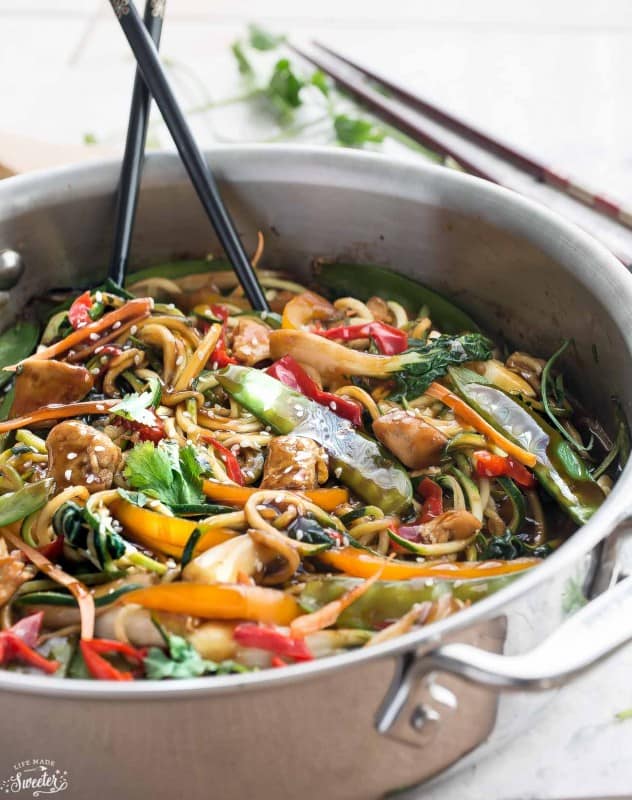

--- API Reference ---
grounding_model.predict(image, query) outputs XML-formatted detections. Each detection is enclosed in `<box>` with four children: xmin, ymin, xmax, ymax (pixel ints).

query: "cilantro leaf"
<box><xmin>110</xmin><ymin>377</ymin><xmax>162</xmax><ymax>427</ymax></box>
<box><xmin>144</xmin><ymin>623</ymin><xmax>251</xmax><ymax>680</ymax></box>
<box><xmin>231</xmin><ymin>40</ymin><xmax>253</xmax><ymax>75</ymax></box>
<box><xmin>267</xmin><ymin>58</ymin><xmax>304</xmax><ymax>120</ymax></box>
<box><xmin>334</xmin><ymin>114</ymin><xmax>385</xmax><ymax>147</ymax></box>
<box><xmin>389</xmin><ymin>333</ymin><xmax>493</xmax><ymax>401</ymax></box>
<box><xmin>310</xmin><ymin>69</ymin><xmax>330</xmax><ymax>97</ymax></box>
<box><xmin>123</xmin><ymin>440</ymin><xmax>205</xmax><ymax>507</ymax></box>
<box><xmin>248</xmin><ymin>24</ymin><xmax>285</xmax><ymax>51</ymax></box>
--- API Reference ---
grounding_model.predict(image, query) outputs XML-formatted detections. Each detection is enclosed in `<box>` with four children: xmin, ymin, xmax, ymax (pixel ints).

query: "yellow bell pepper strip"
<box><xmin>2</xmin><ymin>528</ymin><xmax>95</xmax><ymax>640</ymax></box>
<box><xmin>110</xmin><ymin>499</ymin><xmax>236</xmax><ymax>559</ymax></box>
<box><xmin>4</xmin><ymin>298</ymin><xmax>152</xmax><ymax>369</ymax></box>
<box><xmin>202</xmin><ymin>480</ymin><xmax>349</xmax><ymax>512</ymax></box>
<box><xmin>318</xmin><ymin>547</ymin><xmax>540</xmax><ymax>581</ymax></box>
<box><xmin>122</xmin><ymin>582</ymin><xmax>301</xmax><ymax>626</ymax></box>
<box><xmin>0</xmin><ymin>399</ymin><xmax>119</xmax><ymax>434</ymax></box>
<box><xmin>425</xmin><ymin>381</ymin><xmax>537</xmax><ymax>467</ymax></box>
<box><xmin>281</xmin><ymin>291</ymin><xmax>336</xmax><ymax>330</ymax></box>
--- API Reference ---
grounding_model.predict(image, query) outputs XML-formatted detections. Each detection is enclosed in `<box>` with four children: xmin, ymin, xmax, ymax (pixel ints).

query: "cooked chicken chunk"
<box><xmin>373</xmin><ymin>410</ymin><xmax>447</xmax><ymax>469</ymax></box>
<box><xmin>260</xmin><ymin>435</ymin><xmax>328</xmax><ymax>491</ymax></box>
<box><xmin>419</xmin><ymin>510</ymin><xmax>481</xmax><ymax>544</ymax></box>
<box><xmin>46</xmin><ymin>420</ymin><xmax>121</xmax><ymax>493</ymax></box>
<box><xmin>0</xmin><ymin>553</ymin><xmax>34</xmax><ymax>606</ymax></box>
<box><xmin>366</xmin><ymin>296</ymin><xmax>394</xmax><ymax>324</ymax></box>
<box><xmin>231</xmin><ymin>318</ymin><xmax>271</xmax><ymax>366</ymax></box>
<box><xmin>10</xmin><ymin>359</ymin><xmax>93</xmax><ymax>417</ymax></box>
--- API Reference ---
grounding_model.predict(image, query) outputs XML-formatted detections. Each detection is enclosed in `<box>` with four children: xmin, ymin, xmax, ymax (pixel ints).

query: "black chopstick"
<box><xmin>108</xmin><ymin>0</ymin><xmax>165</xmax><ymax>288</ymax></box>
<box><xmin>108</xmin><ymin>0</ymin><xmax>269</xmax><ymax>312</ymax></box>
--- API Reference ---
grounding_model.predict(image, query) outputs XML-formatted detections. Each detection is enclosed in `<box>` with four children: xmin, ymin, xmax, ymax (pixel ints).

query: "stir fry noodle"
<box><xmin>0</xmin><ymin>258</ymin><xmax>623</xmax><ymax>679</ymax></box>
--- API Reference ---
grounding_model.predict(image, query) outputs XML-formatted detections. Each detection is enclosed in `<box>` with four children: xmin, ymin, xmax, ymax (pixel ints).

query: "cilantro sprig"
<box><xmin>123</xmin><ymin>440</ymin><xmax>207</xmax><ymax>507</ymax></box>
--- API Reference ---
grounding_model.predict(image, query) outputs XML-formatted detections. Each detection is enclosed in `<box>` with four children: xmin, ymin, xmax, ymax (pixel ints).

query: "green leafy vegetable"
<box><xmin>144</xmin><ymin>621</ymin><xmax>250</xmax><ymax>680</ymax></box>
<box><xmin>110</xmin><ymin>377</ymin><xmax>162</xmax><ymax>427</ymax></box>
<box><xmin>124</xmin><ymin>440</ymin><xmax>206</xmax><ymax>507</ymax></box>
<box><xmin>476</xmin><ymin>530</ymin><xmax>550</xmax><ymax>560</ymax></box>
<box><xmin>0</xmin><ymin>321</ymin><xmax>40</xmax><ymax>388</ymax></box>
<box><xmin>267</xmin><ymin>58</ymin><xmax>304</xmax><ymax>119</ymax></box>
<box><xmin>52</xmin><ymin>501</ymin><xmax>126</xmax><ymax>571</ymax></box>
<box><xmin>310</xmin><ymin>69</ymin><xmax>330</xmax><ymax>97</ymax></box>
<box><xmin>231</xmin><ymin>41</ymin><xmax>253</xmax><ymax>75</ymax></box>
<box><xmin>248</xmin><ymin>23</ymin><xmax>285</xmax><ymax>51</ymax></box>
<box><xmin>389</xmin><ymin>333</ymin><xmax>493</xmax><ymax>401</ymax></box>
<box><xmin>334</xmin><ymin>115</ymin><xmax>385</xmax><ymax>147</ymax></box>
<box><xmin>541</xmin><ymin>340</ymin><xmax>590</xmax><ymax>454</ymax></box>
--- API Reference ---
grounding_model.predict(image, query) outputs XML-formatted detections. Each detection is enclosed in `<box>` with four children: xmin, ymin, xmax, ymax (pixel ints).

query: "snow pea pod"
<box><xmin>316</xmin><ymin>262</ymin><xmax>480</xmax><ymax>334</ymax></box>
<box><xmin>300</xmin><ymin>573</ymin><xmax>521</xmax><ymax>629</ymax></box>
<box><xmin>216</xmin><ymin>365</ymin><xmax>413</xmax><ymax>514</ymax></box>
<box><xmin>0</xmin><ymin>321</ymin><xmax>40</xmax><ymax>390</ymax></box>
<box><xmin>0</xmin><ymin>478</ymin><xmax>52</xmax><ymax>527</ymax></box>
<box><xmin>449</xmin><ymin>368</ymin><xmax>604</xmax><ymax>525</ymax></box>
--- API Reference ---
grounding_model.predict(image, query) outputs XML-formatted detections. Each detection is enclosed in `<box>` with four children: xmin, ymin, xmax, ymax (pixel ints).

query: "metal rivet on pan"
<box><xmin>410</xmin><ymin>703</ymin><xmax>440</xmax><ymax>731</ymax></box>
<box><xmin>0</xmin><ymin>250</ymin><xmax>24</xmax><ymax>290</ymax></box>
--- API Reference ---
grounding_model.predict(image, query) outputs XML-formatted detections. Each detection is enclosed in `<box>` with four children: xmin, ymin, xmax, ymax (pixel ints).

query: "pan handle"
<box><xmin>376</xmin><ymin>572</ymin><xmax>632</xmax><ymax>735</ymax></box>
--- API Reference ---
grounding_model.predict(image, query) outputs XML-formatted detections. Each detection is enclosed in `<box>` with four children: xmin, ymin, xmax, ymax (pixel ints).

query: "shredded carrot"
<box><xmin>4</xmin><ymin>298</ymin><xmax>152</xmax><ymax>370</ymax></box>
<box><xmin>425</xmin><ymin>382</ymin><xmax>537</xmax><ymax>468</ymax></box>
<box><xmin>0</xmin><ymin>399</ymin><xmax>118</xmax><ymax>434</ymax></box>
<box><xmin>66</xmin><ymin>314</ymin><xmax>150</xmax><ymax>363</ymax></box>
<box><xmin>251</xmin><ymin>231</ymin><xmax>265</xmax><ymax>269</ymax></box>
<box><xmin>2</xmin><ymin>529</ymin><xmax>95</xmax><ymax>640</ymax></box>
<box><xmin>290</xmin><ymin>564</ymin><xmax>386</xmax><ymax>638</ymax></box>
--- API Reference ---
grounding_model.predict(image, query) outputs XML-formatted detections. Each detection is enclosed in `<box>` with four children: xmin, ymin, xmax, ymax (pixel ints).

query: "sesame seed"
<box><xmin>66</xmin><ymin>452</ymin><xmax>77</xmax><ymax>460</ymax></box>
<box><xmin>95</xmin><ymin>291</ymin><xmax>103</xmax><ymax>303</ymax></box>
<box><xmin>130</xmin><ymin>325</ymin><xmax>138</xmax><ymax>335</ymax></box>
<box><xmin>94</xmin><ymin>445</ymin><xmax>105</xmax><ymax>453</ymax></box>
<box><xmin>329</xmin><ymin>401</ymin><xmax>337</xmax><ymax>411</ymax></box>
<box><xmin>89</xmin><ymin>332</ymin><xmax>99</xmax><ymax>341</ymax></box>
<box><xmin>175</xmin><ymin>355</ymin><xmax>184</xmax><ymax>366</ymax></box>
<box><xmin>96</xmin><ymin>403</ymin><xmax>105</xmax><ymax>411</ymax></box>
<box><xmin>86</xmin><ymin>474</ymin><xmax>95</xmax><ymax>484</ymax></box>
<box><xmin>64</xmin><ymin>469</ymin><xmax>72</xmax><ymax>481</ymax></box>
<box><xmin>90</xmin><ymin>367</ymin><xmax>100</xmax><ymax>375</ymax></box>
<box><xmin>112</xmin><ymin>321</ymin><xmax>122</xmax><ymax>330</ymax></box>
<box><xmin>94</xmin><ymin>346</ymin><xmax>104</xmax><ymax>354</ymax></box>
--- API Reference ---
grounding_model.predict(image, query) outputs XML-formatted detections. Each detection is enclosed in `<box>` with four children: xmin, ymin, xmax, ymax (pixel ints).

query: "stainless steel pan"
<box><xmin>0</xmin><ymin>146</ymin><xmax>631</xmax><ymax>800</ymax></box>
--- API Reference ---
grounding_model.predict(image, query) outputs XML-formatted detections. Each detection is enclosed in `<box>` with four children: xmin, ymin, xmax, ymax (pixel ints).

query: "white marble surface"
<box><xmin>2</xmin><ymin>1</ymin><xmax>632</xmax><ymax>797</ymax></box>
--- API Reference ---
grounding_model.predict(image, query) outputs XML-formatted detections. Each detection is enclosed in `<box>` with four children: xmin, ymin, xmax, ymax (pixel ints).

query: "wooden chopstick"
<box><xmin>289</xmin><ymin>42</ymin><xmax>632</xmax><ymax>265</ymax></box>
<box><xmin>313</xmin><ymin>41</ymin><xmax>632</xmax><ymax>232</ymax></box>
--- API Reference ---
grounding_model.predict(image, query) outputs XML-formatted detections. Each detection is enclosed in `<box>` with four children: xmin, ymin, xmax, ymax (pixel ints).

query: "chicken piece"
<box><xmin>231</xmin><ymin>317</ymin><xmax>271</xmax><ymax>366</ymax></box>
<box><xmin>366</xmin><ymin>296</ymin><xmax>394</xmax><ymax>324</ymax></box>
<box><xmin>0</xmin><ymin>554</ymin><xmax>34</xmax><ymax>606</ymax></box>
<box><xmin>10</xmin><ymin>359</ymin><xmax>93</xmax><ymax>418</ymax></box>
<box><xmin>46</xmin><ymin>420</ymin><xmax>121</xmax><ymax>493</ymax></box>
<box><xmin>260</xmin><ymin>435</ymin><xmax>328</xmax><ymax>491</ymax></box>
<box><xmin>269</xmin><ymin>290</ymin><xmax>296</xmax><ymax>315</ymax></box>
<box><xmin>505</xmin><ymin>351</ymin><xmax>547</xmax><ymax>393</ymax></box>
<box><xmin>373</xmin><ymin>410</ymin><xmax>447</xmax><ymax>469</ymax></box>
<box><xmin>419</xmin><ymin>510</ymin><xmax>481</xmax><ymax>544</ymax></box>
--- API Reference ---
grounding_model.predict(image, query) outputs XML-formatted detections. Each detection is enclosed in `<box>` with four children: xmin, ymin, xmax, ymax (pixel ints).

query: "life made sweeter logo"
<box><xmin>0</xmin><ymin>759</ymin><xmax>69</xmax><ymax>796</ymax></box>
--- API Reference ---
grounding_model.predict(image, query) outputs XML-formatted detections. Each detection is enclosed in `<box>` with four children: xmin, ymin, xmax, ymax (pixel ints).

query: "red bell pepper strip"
<box><xmin>205</xmin><ymin>304</ymin><xmax>237</xmax><ymax>368</ymax></box>
<box><xmin>270</xmin><ymin>655</ymin><xmax>287</xmax><ymax>668</ymax></box>
<box><xmin>416</xmin><ymin>477</ymin><xmax>443</xmax><ymax>522</ymax></box>
<box><xmin>267</xmin><ymin>355</ymin><xmax>363</xmax><ymax>427</ymax></box>
<box><xmin>473</xmin><ymin>450</ymin><xmax>535</xmax><ymax>489</ymax></box>
<box><xmin>38</xmin><ymin>534</ymin><xmax>64</xmax><ymax>562</ymax></box>
<box><xmin>79</xmin><ymin>638</ymin><xmax>146</xmax><ymax>681</ymax></box>
<box><xmin>319</xmin><ymin>322</ymin><xmax>408</xmax><ymax>355</ymax></box>
<box><xmin>114</xmin><ymin>410</ymin><xmax>166</xmax><ymax>444</ymax></box>
<box><xmin>203</xmin><ymin>436</ymin><xmax>244</xmax><ymax>485</ymax></box>
<box><xmin>68</xmin><ymin>290</ymin><xmax>93</xmax><ymax>330</ymax></box>
<box><xmin>0</xmin><ymin>614</ymin><xmax>59</xmax><ymax>674</ymax></box>
<box><xmin>233</xmin><ymin>623</ymin><xmax>313</xmax><ymax>661</ymax></box>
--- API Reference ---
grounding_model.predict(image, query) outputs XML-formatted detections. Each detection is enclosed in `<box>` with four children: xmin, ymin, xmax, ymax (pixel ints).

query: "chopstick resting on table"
<box><xmin>289</xmin><ymin>42</ymin><xmax>632</xmax><ymax>265</ymax></box>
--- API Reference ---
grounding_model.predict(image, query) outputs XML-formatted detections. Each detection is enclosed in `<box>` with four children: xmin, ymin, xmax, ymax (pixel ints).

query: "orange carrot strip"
<box><xmin>0</xmin><ymin>399</ymin><xmax>118</xmax><ymax>434</ymax></box>
<box><xmin>290</xmin><ymin>566</ymin><xmax>385</xmax><ymax>638</ymax></box>
<box><xmin>3</xmin><ymin>529</ymin><xmax>95</xmax><ymax>640</ymax></box>
<box><xmin>4</xmin><ymin>298</ymin><xmax>152</xmax><ymax>370</ymax></box>
<box><xmin>320</xmin><ymin>547</ymin><xmax>540</xmax><ymax>581</ymax></box>
<box><xmin>425</xmin><ymin>382</ymin><xmax>537</xmax><ymax>467</ymax></box>
<box><xmin>203</xmin><ymin>481</ymin><xmax>348</xmax><ymax>512</ymax></box>
<box><xmin>66</xmin><ymin>313</ymin><xmax>150</xmax><ymax>363</ymax></box>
